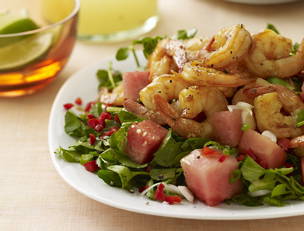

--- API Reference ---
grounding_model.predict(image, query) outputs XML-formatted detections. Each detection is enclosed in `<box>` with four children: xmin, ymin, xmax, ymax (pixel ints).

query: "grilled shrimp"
<box><xmin>201</xmin><ymin>24</ymin><xmax>252</xmax><ymax>68</ymax></box>
<box><xmin>139</xmin><ymin>74</ymin><xmax>191</xmax><ymax>110</ymax></box>
<box><xmin>123</xmin><ymin>99</ymin><xmax>166</xmax><ymax>125</ymax></box>
<box><xmin>178</xmin><ymin>86</ymin><xmax>228</xmax><ymax>119</ymax></box>
<box><xmin>154</xmin><ymin>94</ymin><xmax>213</xmax><ymax>138</ymax></box>
<box><xmin>181</xmin><ymin>61</ymin><xmax>254</xmax><ymax>87</ymax></box>
<box><xmin>254</xmin><ymin>86</ymin><xmax>304</xmax><ymax>138</ymax></box>
<box><xmin>148</xmin><ymin>39</ymin><xmax>177</xmax><ymax>79</ymax></box>
<box><xmin>99</xmin><ymin>83</ymin><xmax>124</xmax><ymax>106</ymax></box>
<box><xmin>245</xmin><ymin>29</ymin><xmax>304</xmax><ymax>78</ymax></box>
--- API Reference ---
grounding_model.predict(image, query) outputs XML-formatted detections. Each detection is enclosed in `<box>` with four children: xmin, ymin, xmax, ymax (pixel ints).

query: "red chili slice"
<box><xmin>201</xmin><ymin>147</ymin><xmax>219</xmax><ymax>156</ymax></box>
<box><xmin>154</xmin><ymin>183</ymin><xmax>166</xmax><ymax>201</ymax></box>
<box><xmin>164</xmin><ymin>195</ymin><xmax>182</xmax><ymax>204</ymax></box>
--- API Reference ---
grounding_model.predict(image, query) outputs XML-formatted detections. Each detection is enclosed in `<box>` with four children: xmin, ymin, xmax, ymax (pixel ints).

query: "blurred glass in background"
<box><xmin>43</xmin><ymin>0</ymin><xmax>158</xmax><ymax>42</ymax></box>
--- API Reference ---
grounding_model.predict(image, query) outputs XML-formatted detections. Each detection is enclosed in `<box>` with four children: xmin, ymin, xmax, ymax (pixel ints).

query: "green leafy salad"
<box><xmin>56</xmin><ymin>26</ymin><xmax>304</xmax><ymax>207</ymax></box>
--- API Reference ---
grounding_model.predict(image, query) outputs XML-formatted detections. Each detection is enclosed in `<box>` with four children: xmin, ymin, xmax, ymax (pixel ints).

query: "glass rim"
<box><xmin>0</xmin><ymin>0</ymin><xmax>80</xmax><ymax>38</ymax></box>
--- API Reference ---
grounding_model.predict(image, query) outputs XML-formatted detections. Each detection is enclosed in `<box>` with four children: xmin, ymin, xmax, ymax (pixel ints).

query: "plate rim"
<box><xmin>48</xmin><ymin>57</ymin><xmax>304</xmax><ymax>220</ymax></box>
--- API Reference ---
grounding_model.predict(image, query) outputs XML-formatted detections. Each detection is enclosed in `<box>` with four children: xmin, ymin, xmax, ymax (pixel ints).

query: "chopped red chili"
<box><xmin>164</xmin><ymin>195</ymin><xmax>182</xmax><ymax>205</ymax></box>
<box><xmin>201</xmin><ymin>147</ymin><xmax>219</xmax><ymax>156</ymax></box>
<box><xmin>154</xmin><ymin>183</ymin><xmax>166</xmax><ymax>201</ymax></box>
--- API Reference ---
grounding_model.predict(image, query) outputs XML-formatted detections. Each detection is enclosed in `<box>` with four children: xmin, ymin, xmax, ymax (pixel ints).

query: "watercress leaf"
<box><xmin>96</xmin><ymin>68</ymin><xmax>122</xmax><ymax>90</ymax></box>
<box><xmin>133</xmin><ymin>36</ymin><xmax>163</xmax><ymax>58</ymax></box>
<box><xmin>296</xmin><ymin>109</ymin><xmax>304</xmax><ymax>127</ymax></box>
<box><xmin>248</xmin><ymin>172</ymin><xmax>276</xmax><ymax>192</ymax></box>
<box><xmin>266</xmin><ymin>24</ymin><xmax>280</xmax><ymax>34</ymax></box>
<box><xmin>116</xmin><ymin>47</ymin><xmax>130</xmax><ymax>60</ymax></box>
<box><xmin>267</xmin><ymin>167</ymin><xmax>294</xmax><ymax>176</ymax></box>
<box><xmin>55</xmin><ymin>147</ymin><xmax>81</xmax><ymax>163</ymax></box>
<box><xmin>230</xmin><ymin>169</ymin><xmax>241</xmax><ymax>183</ymax></box>
<box><xmin>271</xmin><ymin>184</ymin><xmax>289</xmax><ymax>197</ymax></box>
<box><xmin>290</xmin><ymin>42</ymin><xmax>300</xmax><ymax>55</ymax></box>
<box><xmin>266</xmin><ymin>77</ymin><xmax>294</xmax><ymax>90</ymax></box>
<box><xmin>176</xmin><ymin>28</ymin><xmax>198</xmax><ymax>40</ymax></box>
<box><xmin>89</xmin><ymin>102</ymin><xmax>103</xmax><ymax>117</ymax></box>
<box><xmin>80</xmin><ymin>153</ymin><xmax>95</xmax><ymax>165</ymax></box>
<box><xmin>241</xmin><ymin>156</ymin><xmax>265</xmax><ymax>182</ymax></box>
<box><xmin>181</xmin><ymin>137</ymin><xmax>208</xmax><ymax>152</ymax></box>
<box><xmin>263</xmin><ymin>196</ymin><xmax>285</xmax><ymax>206</ymax></box>
<box><xmin>153</xmin><ymin>129</ymin><xmax>182</xmax><ymax>167</ymax></box>
<box><xmin>172</xmin><ymin>151</ymin><xmax>191</xmax><ymax>167</ymax></box>
<box><xmin>229</xmin><ymin>193</ymin><xmax>264</xmax><ymax>206</ymax></box>
<box><xmin>97</xmin><ymin>169</ymin><xmax>122</xmax><ymax>187</ymax></box>
<box><xmin>107</xmin><ymin>165</ymin><xmax>149</xmax><ymax>189</ymax></box>
<box><xmin>110</xmin><ymin>122</ymin><xmax>133</xmax><ymax>153</ymax></box>
<box><xmin>108</xmin><ymin>148</ymin><xmax>147</xmax><ymax>168</ymax></box>
<box><xmin>64</xmin><ymin>111</ymin><xmax>85</xmax><ymax>138</ymax></box>
<box><xmin>118</xmin><ymin>110</ymin><xmax>142</xmax><ymax>123</ymax></box>
<box><xmin>97</xmin><ymin>69</ymin><xmax>111</xmax><ymax>89</ymax></box>
<box><xmin>98</xmin><ymin>148</ymin><xmax>119</xmax><ymax>164</ymax></box>
<box><xmin>150</xmin><ymin>168</ymin><xmax>179</xmax><ymax>181</ymax></box>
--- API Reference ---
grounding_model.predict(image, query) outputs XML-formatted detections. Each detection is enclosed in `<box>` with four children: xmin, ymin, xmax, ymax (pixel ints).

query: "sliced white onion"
<box><xmin>227</xmin><ymin>105</ymin><xmax>238</xmax><ymax>112</ymax></box>
<box><xmin>236</xmin><ymin>102</ymin><xmax>254</xmax><ymax>110</ymax></box>
<box><xmin>261</xmin><ymin>130</ymin><xmax>277</xmax><ymax>143</ymax></box>
<box><xmin>140</xmin><ymin>182</ymin><xmax>161</xmax><ymax>196</ymax></box>
<box><xmin>178</xmin><ymin>186</ymin><xmax>194</xmax><ymax>203</ymax></box>
<box><xmin>248</xmin><ymin>190</ymin><xmax>271</xmax><ymax>197</ymax></box>
<box><xmin>241</xmin><ymin>110</ymin><xmax>256</xmax><ymax>129</ymax></box>
<box><xmin>165</xmin><ymin>184</ymin><xmax>181</xmax><ymax>194</ymax></box>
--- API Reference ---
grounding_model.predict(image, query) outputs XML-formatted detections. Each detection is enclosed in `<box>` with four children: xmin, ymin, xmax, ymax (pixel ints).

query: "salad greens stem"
<box><xmin>130</xmin><ymin>46</ymin><xmax>141</xmax><ymax>68</ymax></box>
<box><xmin>107</xmin><ymin>61</ymin><xmax>116</xmax><ymax>89</ymax></box>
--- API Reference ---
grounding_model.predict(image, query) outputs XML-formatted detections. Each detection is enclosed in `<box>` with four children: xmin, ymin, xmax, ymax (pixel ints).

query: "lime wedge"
<box><xmin>0</xmin><ymin>10</ymin><xmax>39</xmax><ymax>34</ymax></box>
<box><xmin>0</xmin><ymin>33</ymin><xmax>52</xmax><ymax>70</ymax></box>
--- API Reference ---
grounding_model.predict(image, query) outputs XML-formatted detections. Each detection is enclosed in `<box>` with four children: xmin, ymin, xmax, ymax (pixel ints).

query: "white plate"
<box><xmin>225</xmin><ymin>0</ymin><xmax>299</xmax><ymax>4</ymax></box>
<box><xmin>48</xmin><ymin>57</ymin><xmax>304</xmax><ymax>220</ymax></box>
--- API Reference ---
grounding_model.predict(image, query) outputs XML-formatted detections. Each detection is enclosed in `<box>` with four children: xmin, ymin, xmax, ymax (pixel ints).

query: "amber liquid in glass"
<box><xmin>0</xmin><ymin>19</ymin><xmax>77</xmax><ymax>97</ymax></box>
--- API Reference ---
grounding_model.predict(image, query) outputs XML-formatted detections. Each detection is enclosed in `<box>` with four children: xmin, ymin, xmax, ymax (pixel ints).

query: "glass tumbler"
<box><xmin>0</xmin><ymin>0</ymin><xmax>79</xmax><ymax>97</ymax></box>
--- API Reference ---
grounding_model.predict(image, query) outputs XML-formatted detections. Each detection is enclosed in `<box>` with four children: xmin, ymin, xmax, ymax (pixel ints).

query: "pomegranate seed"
<box><xmin>63</xmin><ymin>103</ymin><xmax>74</xmax><ymax>110</ymax></box>
<box><xmin>154</xmin><ymin>183</ymin><xmax>166</xmax><ymax>201</ymax></box>
<box><xmin>164</xmin><ymin>195</ymin><xmax>182</xmax><ymax>205</ymax></box>
<box><xmin>114</xmin><ymin>114</ymin><xmax>121</xmax><ymax>124</ymax></box>
<box><xmin>278</xmin><ymin>138</ymin><xmax>290</xmax><ymax>151</ymax></box>
<box><xmin>94</xmin><ymin>124</ymin><xmax>104</xmax><ymax>132</ymax></box>
<box><xmin>89</xmin><ymin>133</ymin><xmax>96</xmax><ymax>145</ymax></box>
<box><xmin>87</xmin><ymin>114</ymin><xmax>95</xmax><ymax>119</ymax></box>
<box><xmin>218</xmin><ymin>155</ymin><xmax>227</xmax><ymax>163</ymax></box>
<box><xmin>75</xmin><ymin>97</ymin><xmax>82</xmax><ymax>105</ymax></box>
<box><xmin>87</xmin><ymin>118</ymin><xmax>99</xmax><ymax>129</ymax></box>
<box><xmin>99</xmin><ymin>112</ymin><xmax>112</xmax><ymax>122</ymax></box>
<box><xmin>84</xmin><ymin>160</ymin><xmax>99</xmax><ymax>172</ymax></box>
<box><xmin>85</xmin><ymin>102</ymin><xmax>95</xmax><ymax>112</ymax></box>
